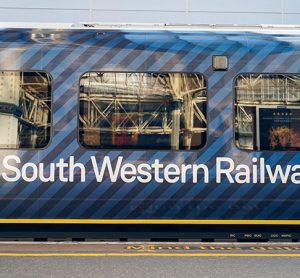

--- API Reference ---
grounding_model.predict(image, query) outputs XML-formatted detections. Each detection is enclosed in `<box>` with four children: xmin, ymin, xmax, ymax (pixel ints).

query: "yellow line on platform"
<box><xmin>1</xmin><ymin>219</ymin><xmax>300</xmax><ymax>225</ymax></box>
<box><xmin>1</xmin><ymin>253</ymin><xmax>300</xmax><ymax>257</ymax></box>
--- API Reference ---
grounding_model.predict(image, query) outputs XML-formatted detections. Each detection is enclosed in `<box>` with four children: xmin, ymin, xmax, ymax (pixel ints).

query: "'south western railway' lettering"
<box><xmin>0</xmin><ymin>155</ymin><xmax>300</xmax><ymax>185</ymax></box>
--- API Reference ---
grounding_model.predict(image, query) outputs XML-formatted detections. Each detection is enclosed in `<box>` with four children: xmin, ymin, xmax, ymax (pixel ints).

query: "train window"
<box><xmin>235</xmin><ymin>74</ymin><xmax>300</xmax><ymax>151</ymax></box>
<box><xmin>0</xmin><ymin>71</ymin><xmax>52</xmax><ymax>149</ymax></box>
<box><xmin>79</xmin><ymin>72</ymin><xmax>207</xmax><ymax>150</ymax></box>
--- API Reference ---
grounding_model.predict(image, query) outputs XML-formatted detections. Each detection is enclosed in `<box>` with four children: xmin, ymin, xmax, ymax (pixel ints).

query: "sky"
<box><xmin>0</xmin><ymin>0</ymin><xmax>299</xmax><ymax>25</ymax></box>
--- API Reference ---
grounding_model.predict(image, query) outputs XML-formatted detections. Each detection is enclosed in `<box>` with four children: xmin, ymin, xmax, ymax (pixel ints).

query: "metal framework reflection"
<box><xmin>235</xmin><ymin>74</ymin><xmax>300</xmax><ymax>150</ymax></box>
<box><xmin>0</xmin><ymin>71</ymin><xmax>51</xmax><ymax>148</ymax></box>
<box><xmin>79</xmin><ymin>72</ymin><xmax>207</xmax><ymax>150</ymax></box>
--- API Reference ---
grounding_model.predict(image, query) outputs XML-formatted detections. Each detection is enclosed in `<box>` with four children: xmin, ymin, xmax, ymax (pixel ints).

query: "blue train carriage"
<box><xmin>0</xmin><ymin>23</ymin><xmax>300</xmax><ymax>239</ymax></box>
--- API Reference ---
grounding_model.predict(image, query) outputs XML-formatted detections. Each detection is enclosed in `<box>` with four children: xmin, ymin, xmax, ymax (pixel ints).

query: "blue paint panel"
<box><xmin>0</xmin><ymin>28</ymin><xmax>300</xmax><ymax>220</ymax></box>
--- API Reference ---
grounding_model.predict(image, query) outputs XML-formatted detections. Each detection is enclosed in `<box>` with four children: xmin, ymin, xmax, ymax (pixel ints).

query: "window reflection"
<box><xmin>235</xmin><ymin>74</ymin><xmax>300</xmax><ymax>151</ymax></box>
<box><xmin>0</xmin><ymin>71</ymin><xmax>52</xmax><ymax>149</ymax></box>
<box><xmin>79</xmin><ymin>72</ymin><xmax>207</xmax><ymax>150</ymax></box>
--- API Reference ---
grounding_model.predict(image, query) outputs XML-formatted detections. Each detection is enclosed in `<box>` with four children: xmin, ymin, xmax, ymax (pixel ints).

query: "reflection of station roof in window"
<box><xmin>80</xmin><ymin>72</ymin><xmax>206</xmax><ymax>102</ymax></box>
<box><xmin>236</xmin><ymin>74</ymin><xmax>300</xmax><ymax>104</ymax></box>
<box><xmin>21</xmin><ymin>72</ymin><xmax>51</xmax><ymax>96</ymax></box>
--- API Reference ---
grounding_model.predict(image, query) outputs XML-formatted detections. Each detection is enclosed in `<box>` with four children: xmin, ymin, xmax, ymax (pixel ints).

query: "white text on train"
<box><xmin>1</xmin><ymin>155</ymin><xmax>300</xmax><ymax>185</ymax></box>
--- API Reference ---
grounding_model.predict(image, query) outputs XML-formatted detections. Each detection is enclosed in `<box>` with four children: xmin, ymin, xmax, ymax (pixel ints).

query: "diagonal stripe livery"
<box><xmin>0</xmin><ymin>26</ymin><xmax>300</xmax><ymax>223</ymax></box>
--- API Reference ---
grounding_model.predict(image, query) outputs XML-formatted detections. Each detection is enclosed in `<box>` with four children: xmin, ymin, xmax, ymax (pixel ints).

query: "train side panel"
<box><xmin>0</xmin><ymin>28</ymin><xmax>299</xmax><ymax>222</ymax></box>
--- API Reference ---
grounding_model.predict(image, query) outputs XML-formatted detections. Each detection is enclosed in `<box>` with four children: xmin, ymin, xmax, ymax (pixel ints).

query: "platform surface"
<box><xmin>0</xmin><ymin>242</ymin><xmax>300</xmax><ymax>278</ymax></box>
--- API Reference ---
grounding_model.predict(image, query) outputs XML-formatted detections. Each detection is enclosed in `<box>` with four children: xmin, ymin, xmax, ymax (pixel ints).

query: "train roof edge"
<box><xmin>1</xmin><ymin>22</ymin><xmax>300</xmax><ymax>32</ymax></box>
